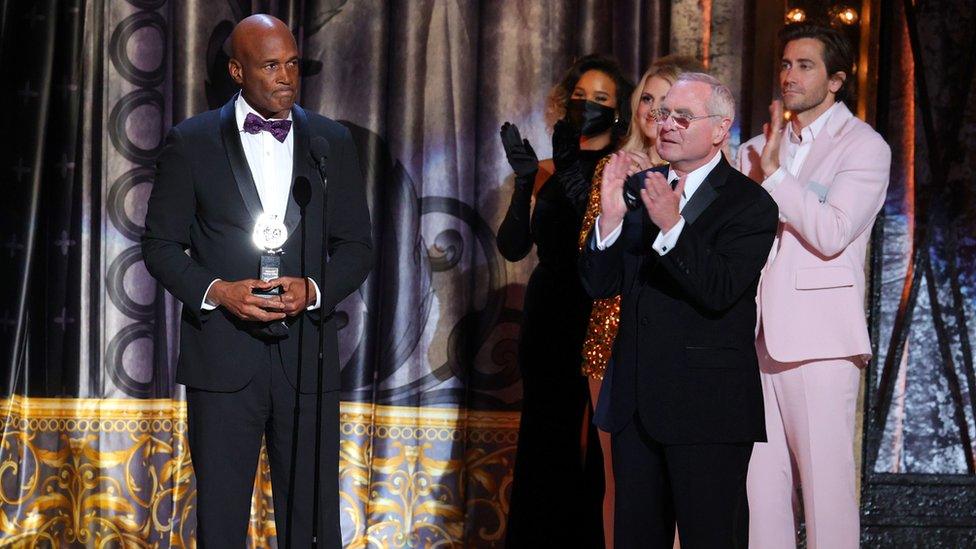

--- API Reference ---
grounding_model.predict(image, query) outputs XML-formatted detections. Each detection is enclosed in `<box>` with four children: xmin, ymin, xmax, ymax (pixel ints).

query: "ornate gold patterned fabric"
<box><xmin>0</xmin><ymin>397</ymin><xmax>201</xmax><ymax>547</ymax></box>
<box><xmin>578</xmin><ymin>155</ymin><xmax>621</xmax><ymax>380</ymax></box>
<box><xmin>0</xmin><ymin>398</ymin><xmax>519</xmax><ymax>548</ymax></box>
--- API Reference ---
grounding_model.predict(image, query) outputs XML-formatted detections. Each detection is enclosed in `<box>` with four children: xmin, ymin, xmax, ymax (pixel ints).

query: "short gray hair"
<box><xmin>675</xmin><ymin>72</ymin><xmax>736</xmax><ymax>124</ymax></box>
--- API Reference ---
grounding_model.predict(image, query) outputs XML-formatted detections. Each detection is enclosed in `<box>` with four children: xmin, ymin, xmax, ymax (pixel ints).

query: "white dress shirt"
<box><xmin>761</xmin><ymin>101</ymin><xmax>840</xmax><ymax>193</ymax></box>
<box><xmin>594</xmin><ymin>150</ymin><xmax>724</xmax><ymax>255</ymax></box>
<box><xmin>202</xmin><ymin>93</ymin><xmax>321</xmax><ymax>310</ymax></box>
<box><xmin>756</xmin><ymin>101</ymin><xmax>840</xmax><ymax>264</ymax></box>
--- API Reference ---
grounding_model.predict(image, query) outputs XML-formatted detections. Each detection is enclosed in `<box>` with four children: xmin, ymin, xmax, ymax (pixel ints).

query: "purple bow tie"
<box><xmin>243</xmin><ymin>112</ymin><xmax>292</xmax><ymax>142</ymax></box>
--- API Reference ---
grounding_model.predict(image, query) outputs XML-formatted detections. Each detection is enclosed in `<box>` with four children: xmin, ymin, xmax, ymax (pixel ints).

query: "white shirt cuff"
<box><xmin>762</xmin><ymin>167</ymin><xmax>786</xmax><ymax>193</ymax></box>
<box><xmin>201</xmin><ymin>279</ymin><xmax>220</xmax><ymax>310</ymax></box>
<box><xmin>594</xmin><ymin>215</ymin><xmax>623</xmax><ymax>250</ymax></box>
<box><xmin>306</xmin><ymin>277</ymin><xmax>322</xmax><ymax>310</ymax></box>
<box><xmin>651</xmin><ymin>217</ymin><xmax>685</xmax><ymax>255</ymax></box>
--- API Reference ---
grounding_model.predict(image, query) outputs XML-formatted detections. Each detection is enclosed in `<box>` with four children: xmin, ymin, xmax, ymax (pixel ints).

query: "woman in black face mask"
<box><xmin>496</xmin><ymin>54</ymin><xmax>633</xmax><ymax>549</ymax></box>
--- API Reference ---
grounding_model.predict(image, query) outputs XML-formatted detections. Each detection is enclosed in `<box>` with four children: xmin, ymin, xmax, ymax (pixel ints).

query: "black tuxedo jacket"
<box><xmin>142</xmin><ymin>96</ymin><xmax>373</xmax><ymax>393</ymax></box>
<box><xmin>581</xmin><ymin>156</ymin><xmax>777</xmax><ymax>444</ymax></box>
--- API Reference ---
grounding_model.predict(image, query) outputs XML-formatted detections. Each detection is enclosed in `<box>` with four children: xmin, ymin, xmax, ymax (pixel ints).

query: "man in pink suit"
<box><xmin>737</xmin><ymin>24</ymin><xmax>891</xmax><ymax>548</ymax></box>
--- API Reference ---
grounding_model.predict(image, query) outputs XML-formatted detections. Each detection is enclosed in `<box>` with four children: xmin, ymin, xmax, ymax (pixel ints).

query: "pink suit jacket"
<box><xmin>737</xmin><ymin>103</ymin><xmax>891</xmax><ymax>363</ymax></box>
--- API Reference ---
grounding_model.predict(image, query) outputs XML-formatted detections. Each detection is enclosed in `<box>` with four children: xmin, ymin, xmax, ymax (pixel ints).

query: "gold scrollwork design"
<box><xmin>0</xmin><ymin>398</ymin><xmax>519</xmax><ymax>548</ymax></box>
<box><xmin>0</xmin><ymin>398</ymin><xmax>210</xmax><ymax>547</ymax></box>
<box><xmin>339</xmin><ymin>404</ymin><xmax>519</xmax><ymax>548</ymax></box>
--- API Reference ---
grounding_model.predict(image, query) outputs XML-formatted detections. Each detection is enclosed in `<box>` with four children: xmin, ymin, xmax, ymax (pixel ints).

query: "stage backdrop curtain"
<box><xmin>858</xmin><ymin>1</ymin><xmax>976</xmax><ymax>544</ymax></box>
<box><xmin>0</xmin><ymin>1</ymin><xmax>668</xmax><ymax>546</ymax></box>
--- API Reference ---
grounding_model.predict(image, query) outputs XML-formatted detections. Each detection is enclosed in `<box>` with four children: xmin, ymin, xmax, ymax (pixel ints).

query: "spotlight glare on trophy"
<box><xmin>252</xmin><ymin>213</ymin><xmax>288</xmax><ymax>297</ymax></box>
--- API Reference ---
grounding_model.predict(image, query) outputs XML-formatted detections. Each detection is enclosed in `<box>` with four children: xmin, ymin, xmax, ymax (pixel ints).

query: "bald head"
<box><xmin>228</xmin><ymin>14</ymin><xmax>299</xmax><ymax>119</ymax></box>
<box><xmin>230</xmin><ymin>14</ymin><xmax>293</xmax><ymax>59</ymax></box>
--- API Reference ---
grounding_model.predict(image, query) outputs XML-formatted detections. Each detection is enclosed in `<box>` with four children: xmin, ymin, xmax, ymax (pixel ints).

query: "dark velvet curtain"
<box><xmin>867</xmin><ymin>0</ymin><xmax>976</xmax><ymax>478</ymax></box>
<box><xmin>0</xmin><ymin>1</ymin><xmax>669</xmax><ymax>546</ymax></box>
<box><xmin>1</xmin><ymin>0</ymin><xmax>89</xmax><ymax>397</ymax></box>
<box><xmin>860</xmin><ymin>1</ymin><xmax>976</xmax><ymax>544</ymax></box>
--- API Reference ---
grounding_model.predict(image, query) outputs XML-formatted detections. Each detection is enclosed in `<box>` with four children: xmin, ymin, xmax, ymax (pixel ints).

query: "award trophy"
<box><xmin>252</xmin><ymin>213</ymin><xmax>288</xmax><ymax>297</ymax></box>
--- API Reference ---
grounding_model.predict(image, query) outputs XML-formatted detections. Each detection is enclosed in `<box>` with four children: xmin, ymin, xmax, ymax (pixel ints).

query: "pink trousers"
<box><xmin>746</xmin><ymin>331</ymin><xmax>861</xmax><ymax>549</ymax></box>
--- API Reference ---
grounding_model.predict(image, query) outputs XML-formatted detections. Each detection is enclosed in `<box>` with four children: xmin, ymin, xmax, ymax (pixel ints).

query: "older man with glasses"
<box><xmin>579</xmin><ymin>72</ymin><xmax>779</xmax><ymax>549</ymax></box>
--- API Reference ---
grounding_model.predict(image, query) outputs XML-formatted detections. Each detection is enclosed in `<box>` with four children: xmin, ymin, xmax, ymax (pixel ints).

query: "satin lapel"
<box><xmin>219</xmin><ymin>97</ymin><xmax>263</xmax><ymax>222</ymax></box>
<box><xmin>283</xmin><ymin>104</ymin><xmax>313</xmax><ymax>237</ymax></box>
<box><xmin>680</xmin><ymin>155</ymin><xmax>729</xmax><ymax>226</ymax></box>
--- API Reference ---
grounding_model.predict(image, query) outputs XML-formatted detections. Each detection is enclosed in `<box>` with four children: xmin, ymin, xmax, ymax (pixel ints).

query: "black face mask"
<box><xmin>566</xmin><ymin>99</ymin><xmax>617</xmax><ymax>136</ymax></box>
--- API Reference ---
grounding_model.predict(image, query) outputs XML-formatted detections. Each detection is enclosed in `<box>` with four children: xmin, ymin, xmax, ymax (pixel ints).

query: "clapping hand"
<box><xmin>500</xmin><ymin>122</ymin><xmax>539</xmax><ymax>178</ymax></box>
<box><xmin>640</xmin><ymin>171</ymin><xmax>684</xmax><ymax>233</ymax></box>
<box><xmin>760</xmin><ymin>99</ymin><xmax>786</xmax><ymax>179</ymax></box>
<box><xmin>552</xmin><ymin>118</ymin><xmax>582</xmax><ymax>174</ymax></box>
<box><xmin>597</xmin><ymin>151</ymin><xmax>630</xmax><ymax>237</ymax></box>
<box><xmin>624</xmin><ymin>150</ymin><xmax>653</xmax><ymax>176</ymax></box>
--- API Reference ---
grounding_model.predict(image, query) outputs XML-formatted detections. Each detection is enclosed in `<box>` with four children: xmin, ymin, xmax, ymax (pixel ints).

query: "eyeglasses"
<box><xmin>651</xmin><ymin>109</ymin><xmax>724</xmax><ymax>129</ymax></box>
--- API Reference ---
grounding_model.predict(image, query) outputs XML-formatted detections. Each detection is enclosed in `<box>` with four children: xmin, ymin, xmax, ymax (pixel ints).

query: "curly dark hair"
<box><xmin>779</xmin><ymin>23</ymin><xmax>856</xmax><ymax>106</ymax></box>
<box><xmin>544</xmin><ymin>54</ymin><xmax>635</xmax><ymax>145</ymax></box>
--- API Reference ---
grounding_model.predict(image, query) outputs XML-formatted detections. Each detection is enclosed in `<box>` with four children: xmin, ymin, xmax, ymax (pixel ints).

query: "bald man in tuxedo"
<box><xmin>142</xmin><ymin>14</ymin><xmax>372</xmax><ymax>547</ymax></box>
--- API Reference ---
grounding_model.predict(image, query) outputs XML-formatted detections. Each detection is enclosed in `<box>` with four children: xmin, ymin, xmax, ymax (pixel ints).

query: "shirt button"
<box><xmin>640</xmin><ymin>317</ymin><xmax>649</xmax><ymax>326</ymax></box>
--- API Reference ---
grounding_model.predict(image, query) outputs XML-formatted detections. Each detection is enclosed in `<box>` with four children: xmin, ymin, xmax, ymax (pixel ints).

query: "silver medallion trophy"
<box><xmin>252</xmin><ymin>213</ymin><xmax>288</xmax><ymax>297</ymax></box>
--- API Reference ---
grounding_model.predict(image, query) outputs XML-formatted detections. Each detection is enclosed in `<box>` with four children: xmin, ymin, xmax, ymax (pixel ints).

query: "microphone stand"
<box><xmin>285</xmin><ymin>177</ymin><xmax>310</xmax><ymax>549</ymax></box>
<box><xmin>311</xmin><ymin>160</ymin><xmax>329</xmax><ymax>548</ymax></box>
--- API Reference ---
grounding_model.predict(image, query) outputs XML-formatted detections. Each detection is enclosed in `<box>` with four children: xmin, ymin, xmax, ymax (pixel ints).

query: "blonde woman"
<box><xmin>578</xmin><ymin>55</ymin><xmax>706</xmax><ymax>548</ymax></box>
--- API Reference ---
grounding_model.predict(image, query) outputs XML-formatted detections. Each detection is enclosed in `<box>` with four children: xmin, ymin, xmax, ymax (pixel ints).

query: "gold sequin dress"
<box><xmin>577</xmin><ymin>155</ymin><xmax>664</xmax><ymax>379</ymax></box>
<box><xmin>578</xmin><ymin>156</ymin><xmax>617</xmax><ymax>380</ymax></box>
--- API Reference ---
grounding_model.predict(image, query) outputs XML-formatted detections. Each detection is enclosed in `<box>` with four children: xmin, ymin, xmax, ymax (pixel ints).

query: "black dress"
<box><xmin>497</xmin><ymin>145</ymin><xmax>612</xmax><ymax>548</ymax></box>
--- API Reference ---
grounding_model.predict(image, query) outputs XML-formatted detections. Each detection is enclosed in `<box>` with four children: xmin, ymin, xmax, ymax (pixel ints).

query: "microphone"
<box><xmin>310</xmin><ymin>136</ymin><xmax>330</xmax><ymax>184</ymax></box>
<box><xmin>293</xmin><ymin>175</ymin><xmax>312</xmax><ymax>208</ymax></box>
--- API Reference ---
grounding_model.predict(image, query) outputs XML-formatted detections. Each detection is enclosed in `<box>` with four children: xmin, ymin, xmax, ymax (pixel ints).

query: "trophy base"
<box><xmin>255</xmin><ymin>252</ymin><xmax>283</xmax><ymax>297</ymax></box>
<box><xmin>251</xmin><ymin>286</ymin><xmax>282</xmax><ymax>298</ymax></box>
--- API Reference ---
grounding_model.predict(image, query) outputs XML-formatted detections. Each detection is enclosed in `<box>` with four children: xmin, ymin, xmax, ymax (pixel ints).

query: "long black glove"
<box><xmin>552</xmin><ymin>118</ymin><xmax>590</xmax><ymax>215</ymax></box>
<box><xmin>500</xmin><ymin>122</ymin><xmax>539</xmax><ymax>179</ymax></box>
<box><xmin>496</xmin><ymin>122</ymin><xmax>538</xmax><ymax>262</ymax></box>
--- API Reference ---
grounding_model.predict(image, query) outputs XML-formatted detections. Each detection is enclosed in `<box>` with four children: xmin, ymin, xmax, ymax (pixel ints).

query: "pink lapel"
<box><xmin>794</xmin><ymin>103</ymin><xmax>853</xmax><ymax>186</ymax></box>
